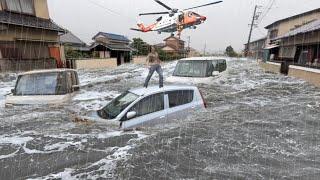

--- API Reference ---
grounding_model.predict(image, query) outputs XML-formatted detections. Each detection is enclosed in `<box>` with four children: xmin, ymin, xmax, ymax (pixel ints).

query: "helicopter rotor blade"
<box><xmin>139</xmin><ymin>12</ymin><xmax>169</xmax><ymax>16</ymax></box>
<box><xmin>154</xmin><ymin>0</ymin><xmax>172</xmax><ymax>10</ymax></box>
<box><xmin>183</xmin><ymin>1</ymin><xmax>223</xmax><ymax>11</ymax></box>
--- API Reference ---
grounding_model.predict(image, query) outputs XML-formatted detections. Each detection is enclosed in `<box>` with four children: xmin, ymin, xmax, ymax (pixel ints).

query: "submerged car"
<box><xmin>86</xmin><ymin>85</ymin><xmax>207</xmax><ymax>129</ymax></box>
<box><xmin>166</xmin><ymin>57</ymin><xmax>227</xmax><ymax>84</ymax></box>
<box><xmin>5</xmin><ymin>69</ymin><xmax>80</xmax><ymax>107</ymax></box>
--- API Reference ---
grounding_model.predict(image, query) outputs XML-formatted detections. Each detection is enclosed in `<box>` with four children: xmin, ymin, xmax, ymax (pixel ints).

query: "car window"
<box><xmin>130</xmin><ymin>93</ymin><xmax>164</xmax><ymax>117</ymax></box>
<box><xmin>99</xmin><ymin>91</ymin><xmax>139</xmax><ymax>119</ymax></box>
<box><xmin>168</xmin><ymin>90</ymin><xmax>194</xmax><ymax>108</ymax></box>
<box><xmin>173</xmin><ymin>61</ymin><xmax>209</xmax><ymax>77</ymax></box>
<box><xmin>15</xmin><ymin>72</ymin><xmax>67</xmax><ymax>96</ymax></box>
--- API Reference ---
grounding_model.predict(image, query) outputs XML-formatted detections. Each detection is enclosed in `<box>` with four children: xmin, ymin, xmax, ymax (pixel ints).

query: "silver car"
<box><xmin>5</xmin><ymin>69</ymin><xmax>80</xmax><ymax>107</ymax></box>
<box><xmin>91</xmin><ymin>85</ymin><xmax>207</xmax><ymax>129</ymax></box>
<box><xmin>167</xmin><ymin>57</ymin><xmax>227</xmax><ymax>84</ymax></box>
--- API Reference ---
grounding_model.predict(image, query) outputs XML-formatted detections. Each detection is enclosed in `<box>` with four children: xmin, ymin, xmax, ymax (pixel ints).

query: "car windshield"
<box><xmin>15</xmin><ymin>72</ymin><xmax>67</xmax><ymax>96</ymax></box>
<box><xmin>99</xmin><ymin>91</ymin><xmax>139</xmax><ymax>119</ymax></box>
<box><xmin>173</xmin><ymin>60</ymin><xmax>209</xmax><ymax>77</ymax></box>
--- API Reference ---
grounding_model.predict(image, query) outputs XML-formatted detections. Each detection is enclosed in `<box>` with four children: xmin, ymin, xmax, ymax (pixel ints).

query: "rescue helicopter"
<box><xmin>131</xmin><ymin>0</ymin><xmax>223</xmax><ymax>38</ymax></box>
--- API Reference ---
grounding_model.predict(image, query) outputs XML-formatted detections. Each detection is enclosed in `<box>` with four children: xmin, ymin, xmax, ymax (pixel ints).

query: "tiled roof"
<box><xmin>90</xmin><ymin>43</ymin><xmax>133</xmax><ymax>52</ymax></box>
<box><xmin>93</xmin><ymin>32</ymin><xmax>130</xmax><ymax>42</ymax></box>
<box><xmin>0</xmin><ymin>11</ymin><xmax>64</xmax><ymax>32</ymax></box>
<box><xmin>163</xmin><ymin>35</ymin><xmax>185</xmax><ymax>42</ymax></box>
<box><xmin>276</xmin><ymin>19</ymin><xmax>320</xmax><ymax>39</ymax></box>
<box><xmin>265</xmin><ymin>8</ymin><xmax>320</xmax><ymax>29</ymax></box>
<box><xmin>60</xmin><ymin>32</ymin><xmax>86</xmax><ymax>46</ymax></box>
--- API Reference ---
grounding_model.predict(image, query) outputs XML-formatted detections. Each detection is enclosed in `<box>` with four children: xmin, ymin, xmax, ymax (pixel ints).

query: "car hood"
<box><xmin>78</xmin><ymin>110</ymin><xmax>120</xmax><ymax>126</ymax></box>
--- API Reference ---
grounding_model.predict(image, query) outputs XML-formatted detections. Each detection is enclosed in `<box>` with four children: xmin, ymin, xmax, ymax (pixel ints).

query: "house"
<box><xmin>264</xmin><ymin>8</ymin><xmax>320</xmax><ymax>61</ymax></box>
<box><xmin>60</xmin><ymin>31</ymin><xmax>89</xmax><ymax>52</ymax></box>
<box><xmin>161</xmin><ymin>35</ymin><xmax>186</xmax><ymax>55</ymax></box>
<box><xmin>0</xmin><ymin>0</ymin><xmax>65</xmax><ymax>72</ymax></box>
<box><xmin>186</xmin><ymin>47</ymin><xmax>201</xmax><ymax>57</ymax></box>
<box><xmin>274</xmin><ymin>19</ymin><xmax>320</xmax><ymax>66</ymax></box>
<box><xmin>90</xmin><ymin>32</ymin><xmax>133</xmax><ymax>66</ymax></box>
<box><xmin>244</xmin><ymin>37</ymin><xmax>267</xmax><ymax>60</ymax></box>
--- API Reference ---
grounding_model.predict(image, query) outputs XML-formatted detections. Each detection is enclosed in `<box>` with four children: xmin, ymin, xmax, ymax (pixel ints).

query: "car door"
<box><xmin>64</xmin><ymin>72</ymin><xmax>74</xmax><ymax>101</ymax></box>
<box><xmin>121</xmin><ymin>93</ymin><xmax>167</xmax><ymax>129</ymax></box>
<box><xmin>166</xmin><ymin>90</ymin><xmax>195</xmax><ymax>121</ymax></box>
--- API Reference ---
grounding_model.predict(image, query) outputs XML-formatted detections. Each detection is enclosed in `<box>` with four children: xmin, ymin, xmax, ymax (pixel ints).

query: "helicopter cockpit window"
<box><xmin>188</xmin><ymin>12</ymin><xmax>193</xmax><ymax>17</ymax></box>
<box><xmin>179</xmin><ymin>14</ymin><xmax>184</xmax><ymax>22</ymax></box>
<box><xmin>156</xmin><ymin>17</ymin><xmax>162</xmax><ymax>22</ymax></box>
<box><xmin>193</xmin><ymin>12</ymin><xmax>200</xmax><ymax>17</ymax></box>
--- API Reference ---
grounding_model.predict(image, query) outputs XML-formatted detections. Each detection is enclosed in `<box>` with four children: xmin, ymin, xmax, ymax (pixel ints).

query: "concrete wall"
<box><xmin>34</xmin><ymin>0</ymin><xmax>50</xmax><ymax>19</ymax></box>
<box><xmin>132</xmin><ymin>56</ymin><xmax>147</xmax><ymax>65</ymax></box>
<box><xmin>289</xmin><ymin>65</ymin><xmax>320</xmax><ymax>87</ymax></box>
<box><xmin>75</xmin><ymin>58</ymin><xmax>118</xmax><ymax>69</ymax></box>
<box><xmin>259</xmin><ymin>61</ymin><xmax>281</xmax><ymax>74</ymax></box>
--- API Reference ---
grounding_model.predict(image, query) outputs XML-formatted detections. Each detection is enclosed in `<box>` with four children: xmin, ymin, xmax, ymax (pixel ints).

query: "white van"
<box><xmin>5</xmin><ymin>69</ymin><xmax>80</xmax><ymax>107</ymax></box>
<box><xmin>84</xmin><ymin>85</ymin><xmax>207</xmax><ymax>129</ymax></box>
<box><xmin>166</xmin><ymin>57</ymin><xmax>227</xmax><ymax>84</ymax></box>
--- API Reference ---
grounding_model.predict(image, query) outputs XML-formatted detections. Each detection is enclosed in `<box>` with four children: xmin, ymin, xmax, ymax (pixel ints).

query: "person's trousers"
<box><xmin>144</xmin><ymin>64</ymin><xmax>163</xmax><ymax>88</ymax></box>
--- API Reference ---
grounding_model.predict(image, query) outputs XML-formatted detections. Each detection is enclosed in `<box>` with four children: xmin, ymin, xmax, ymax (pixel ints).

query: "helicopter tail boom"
<box><xmin>131</xmin><ymin>23</ymin><xmax>157</xmax><ymax>33</ymax></box>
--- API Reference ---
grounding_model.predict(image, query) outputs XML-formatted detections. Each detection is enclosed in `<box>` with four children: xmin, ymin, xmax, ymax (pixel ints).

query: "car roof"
<box><xmin>18</xmin><ymin>69</ymin><xmax>77</xmax><ymax>76</ymax></box>
<box><xmin>180</xmin><ymin>57</ymin><xmax>226</xmax><ymax>61</ymax></box>
<box><xmin>129</xmin><ymin>85</ymin><xmax>197</xmax><ymax>96</ymax></box>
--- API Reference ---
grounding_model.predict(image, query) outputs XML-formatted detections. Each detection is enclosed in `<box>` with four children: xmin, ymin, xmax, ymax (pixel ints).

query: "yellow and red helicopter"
<box><xmin>131</xmin><ymin>0</ymin><xmax>223</xmax><ymax>37</ymax></box>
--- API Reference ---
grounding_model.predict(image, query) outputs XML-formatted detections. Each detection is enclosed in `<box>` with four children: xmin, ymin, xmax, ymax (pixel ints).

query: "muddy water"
<box><xmin>0</xmin><ymin>59</ymin><xmax>320</xmax><ymax>179</ymax></box>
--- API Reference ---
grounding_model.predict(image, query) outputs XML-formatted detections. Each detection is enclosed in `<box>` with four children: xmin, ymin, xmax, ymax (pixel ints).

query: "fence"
<box><xmin>0</xmin><ymin>58</ymin><xmax>57</xmax><ymax>72</ymax></box>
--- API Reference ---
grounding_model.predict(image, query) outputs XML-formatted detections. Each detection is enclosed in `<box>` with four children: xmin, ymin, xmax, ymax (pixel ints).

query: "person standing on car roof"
<box><xmin>144</xmin><ymin>46</ymin><xmax>163</xmax><ymax>88</ymax></box>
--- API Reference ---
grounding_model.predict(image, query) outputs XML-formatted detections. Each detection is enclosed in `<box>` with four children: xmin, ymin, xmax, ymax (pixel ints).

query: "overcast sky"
<box><xmin>48</xmin><ymin>0</ymin><xmax>320</xmax><ymax>52</ymax></box>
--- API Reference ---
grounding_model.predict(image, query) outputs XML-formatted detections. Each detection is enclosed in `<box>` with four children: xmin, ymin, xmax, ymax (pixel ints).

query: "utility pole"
<box><xmin>187</xmin><ymin>36</ymin><xmax>191</xmax><ymax>50</ymax></box>
<box><xmin>245</xmin><ymin>5</ymin><xmax>260</xmax><ymax>57</ymax></box>
<box><xmin>187</xmin><ymin>36</ymin><xmax>191</xmax><ymax>57</ymax></box>
<box><xmin>203</xmin><ymin>43</ymin><xmax>207</xmax><ymax>56</ymax></box>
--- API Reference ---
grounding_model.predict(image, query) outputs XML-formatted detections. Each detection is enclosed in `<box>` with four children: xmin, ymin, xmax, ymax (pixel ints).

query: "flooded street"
<box><xmin>1</xmin><ymin>59</ymin><xmax>320</xmax><ymax>179</ymax></box>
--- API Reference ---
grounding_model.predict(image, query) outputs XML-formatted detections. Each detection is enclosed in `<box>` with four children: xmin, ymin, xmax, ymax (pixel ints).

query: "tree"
<box><xmin>225</xmin><ymin>45</ymin><xmax>238</xmax><ymax>57</ymax></box>
<box><xmin>131</xmin><ymin>38</ymin><xmax>150</xmax><ymax>56</ymax></box>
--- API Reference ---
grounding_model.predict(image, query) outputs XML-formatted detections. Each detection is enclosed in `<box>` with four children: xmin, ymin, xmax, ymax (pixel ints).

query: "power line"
<box><xmin>257</xmin><ymin>0</ymin><xmax>276</xmax><ymax>25</ymax></box>
<box><xmin>86</xmin><ymin>0</ymin><xmax>136</xmax><ymax>23</ymax></box>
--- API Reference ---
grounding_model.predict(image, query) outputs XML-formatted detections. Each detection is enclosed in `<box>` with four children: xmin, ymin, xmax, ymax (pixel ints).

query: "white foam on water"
<box><xmin>0</xmin><ymin>135</ymin><xmax>33</xmax><ymax>145</ymax></box>
<box><xmin>73</xmin><ymin>91</ymin><xmax>119</xmax><ymax>101</ymax></box>
<box><xmin>27</xmin><ymin>168</ymin><xmax>75</xmax><ymax>180</ymax></box>
<box><xmin>32</xmin><ymin>133</ymin><xmax>147</xmax><ymax>180</ymax></box>
<box><xmin>0</xmin><ymin>148</ymin><xmax>20</xmax><ymax>160</ymax></box>
<box><xmin>44</xmin><ymin>141</ymin><xmax>82</xmax><ymax>151</ymax></box>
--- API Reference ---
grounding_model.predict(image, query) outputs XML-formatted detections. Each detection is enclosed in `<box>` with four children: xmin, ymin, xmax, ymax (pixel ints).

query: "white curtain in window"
<box><xmin>6</xmin><ymin>0</ymin><xmax>21</xmax><ymax>12</ymax></box>
<box><xmin>20</xmin><ymin>0</ymin><xmax>34</xmax><ymax>14</ymax></box>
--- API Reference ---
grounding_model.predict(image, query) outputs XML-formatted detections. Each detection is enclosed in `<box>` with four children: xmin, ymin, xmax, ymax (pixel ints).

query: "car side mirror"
<box><xmin>126</xmin><ymin>111</ymin><xmax>137</xmax><ymax>119</ymax></box>
<box><xmin>72</xmin><ymin>85</ymin><xmax>80</xmax><ymax>92</ymax></box>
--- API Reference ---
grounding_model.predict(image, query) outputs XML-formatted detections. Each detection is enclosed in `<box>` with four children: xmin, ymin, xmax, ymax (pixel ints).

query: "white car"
<box><xmin>84</xmin><ymin>85</ymin><xmax>207</xmax><ymax>129</ymax></box>
<box><xmin>166</xmin><ymin>57</ymin><xmax>227</xmax><ymax>84</ymax></box>
<box><xmin>5</xmin><ymin>69</ymin><xmax>80</xmax><ymax>107</ymax></box>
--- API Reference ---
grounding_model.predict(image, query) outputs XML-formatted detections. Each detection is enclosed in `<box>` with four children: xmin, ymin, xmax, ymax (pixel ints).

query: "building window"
<box><xmin>269</xmin><ymin>29</ymin><xmax>278</xmax><ymax>39</ymax></box>
<box><xmin>279</xmin><ymin>46</ymin><xmax>296</xmax><ymax>58</ymax></box>
<box><xmin>4</xmin><ymin>0</ymin><xmax>34</xmax><ymax>15</ymax></box>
